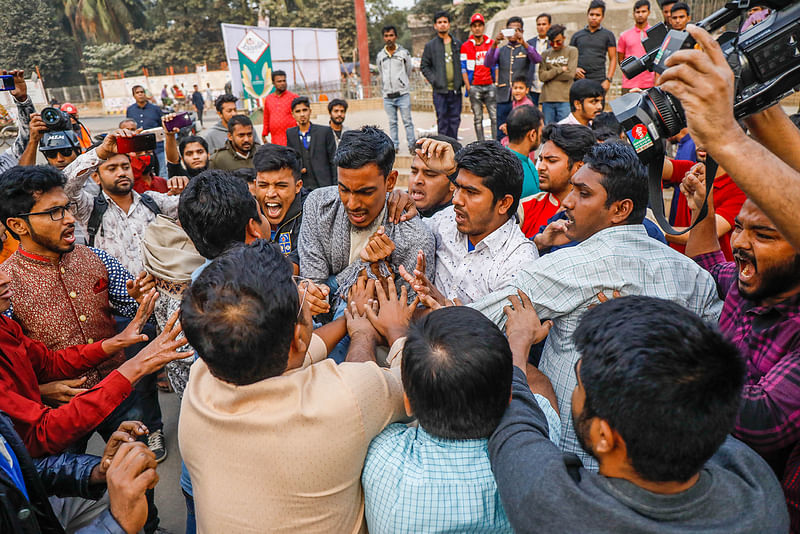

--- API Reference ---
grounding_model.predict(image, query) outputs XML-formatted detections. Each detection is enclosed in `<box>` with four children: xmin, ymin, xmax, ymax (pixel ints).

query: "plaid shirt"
<box><xmin>470</xmin><ymin>225</ymin><xmax>722</xmax><ymax>469</ymax></box>
<box><xmin>362</xmin><ymin>396</ymin><xmax>560</xmax><ymax>534</ymax></box>
<box><xmin>695</xmin><ymin>251</ymin><xmax>800</xmax><ymax>458</ymax></box>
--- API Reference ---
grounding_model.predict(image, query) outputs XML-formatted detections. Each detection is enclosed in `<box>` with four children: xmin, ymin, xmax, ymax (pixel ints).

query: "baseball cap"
<box><xmin>60</xmin><ymin>102</ymin><xmax>78</xmax><ymax>115</ymax></box>
<box><xmin>39</xmin><ymin>130</ymin><xmax>80</xmax><ymax>151</ymax></box>
<box><xmin>470</xmin><ymin>13</ymin><xmax>485</xmax><ymax>24</ymax></box>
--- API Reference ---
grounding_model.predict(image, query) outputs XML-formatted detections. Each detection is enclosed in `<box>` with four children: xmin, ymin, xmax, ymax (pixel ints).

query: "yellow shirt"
<box><xmin>179</xmin><ymin>334</ymin><xmax>406</xmax><ymax>533</ymax></box>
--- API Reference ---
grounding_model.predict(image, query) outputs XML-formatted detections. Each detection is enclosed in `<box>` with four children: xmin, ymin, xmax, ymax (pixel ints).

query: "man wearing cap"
<box><xmin>461</xmin><ymin>14</ymin><xmax>496</xmax><ymax>141</ymax></box>
<box><xmin>61</xmin><ymin>103</ymin><xmax>93</xmax><ymax>150</ymax></box>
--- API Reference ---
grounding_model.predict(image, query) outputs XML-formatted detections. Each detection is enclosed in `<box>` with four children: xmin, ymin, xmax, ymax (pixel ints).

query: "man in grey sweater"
<box><xmin>490</xmin><ymin>295</ymin><xmax>789</xmax><ymax>533</ymax></box>
<box><xmin>299</xmin><ymin>126</ymin><xmax>434</xmax><ymax>311</ymax></box>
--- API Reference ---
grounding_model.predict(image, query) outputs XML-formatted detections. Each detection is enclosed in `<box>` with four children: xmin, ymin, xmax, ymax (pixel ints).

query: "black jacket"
<box><xmin>421</xmin><ymin>34</ymin><xmax>464</xmax><ymax>94</ymax></box>
<box><xmin>286</xmin><ymin>124</ymin><xmax>337</xmax><ymax>190</ymax></box>
<box><xmin>0</xmin><ymin>411</ymin><xmax>105</xmax><ymax>533</ymax></box>
<box><xmin>269</xmin><ymin>187</ymin><xmax>309</xmax><ymax>267</ymax></box>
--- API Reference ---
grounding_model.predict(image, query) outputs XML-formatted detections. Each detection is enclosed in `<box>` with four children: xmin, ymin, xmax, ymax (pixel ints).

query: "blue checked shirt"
<box><xmin>362</xmin><ymin>394</ymin><xmax>561</xmax><ymax>534</ymax></box>
<box><xmin>469</xmin><ymin>225</ymin><xmax>722</xmax><ymax>470</ymax></box>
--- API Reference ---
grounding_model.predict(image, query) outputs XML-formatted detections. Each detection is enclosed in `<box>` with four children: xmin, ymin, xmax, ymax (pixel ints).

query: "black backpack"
<box><xmin>86</xmin><ymin>191</ymin><xmax>161</xmax><ymax>246</ymax></box>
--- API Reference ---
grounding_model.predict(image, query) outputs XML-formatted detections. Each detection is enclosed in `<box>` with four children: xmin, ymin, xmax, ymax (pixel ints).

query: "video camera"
<box><xmin>38</xmin><ymin>107</ymin><xmax>80</xmax><ymax>157</ymax></box>
<box><xmin>611</xmin><ymin>0</ymin><xmax>800</xmax><ymax>234</ymax></box>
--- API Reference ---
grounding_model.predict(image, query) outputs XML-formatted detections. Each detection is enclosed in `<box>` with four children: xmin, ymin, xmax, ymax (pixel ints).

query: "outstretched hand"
<box><xmin>365</xmin><ymin>275</ymin><xmax>418</xmax><ymax>345</ymax></box>
<box><xmin>503</xmin><ymin>289</ymin><xmax>552</xmax><ymax>356</ymax></box>
<box><xmin>103</xmin><ymin>289</ymin><xmax>158</xmax><ymax>355</ymax></box>
<box><xmin>398</xmin><ymin>250</ymin><xmax>446</xmax><ymax>306</ymax></box>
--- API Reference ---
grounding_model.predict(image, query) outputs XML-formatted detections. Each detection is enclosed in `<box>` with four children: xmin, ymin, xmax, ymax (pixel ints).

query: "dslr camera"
<box><xmin>40</xmin><ymin>106</ymin><xmax>73</xmax><ymax>132</ymax></box>
<box><xmin>610</xmin><ymin>0</ymin><xmax>800</xmax><ymax>234</ymax></box>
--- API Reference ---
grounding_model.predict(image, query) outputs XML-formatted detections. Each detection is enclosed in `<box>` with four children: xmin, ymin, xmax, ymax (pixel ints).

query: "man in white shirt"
<box><xmin>401</xmin><ymin>139</ymin><xmax>538</xmax><ymax>305</ymax></box>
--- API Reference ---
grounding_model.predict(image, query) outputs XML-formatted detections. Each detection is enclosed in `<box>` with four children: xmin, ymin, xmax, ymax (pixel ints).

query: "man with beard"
<box><xmin>488</xmin><ymin>295</ymin><xmax>788</xmax><ymax>533</ymax></box>
<box><xmin>210</xmin><ymin>115</ymin><xmax>257</xmax><ymax>171</ymax></box>
<box><xmin>683</xmin><ymin>169</ymin><xmax>800</xmax><ymax>525</ymax></box>
<box><xmin>63</xmin><ymin>130</ymin><xmax>184</xmax><ymax>276</ymax></box>
<box><xmin>400</xmin><ymin>139</ymin><xmax>538</xmax><ymax>305</ymax></box>
<box><xmin>452</xmin><ymin>142</ymin><xmax>721</xmax><ymax>470</ymax></box>
<box><xmin>328</xmin><ymin>98</ymin><xmax>349</xmax><ymax>147</ymax></box>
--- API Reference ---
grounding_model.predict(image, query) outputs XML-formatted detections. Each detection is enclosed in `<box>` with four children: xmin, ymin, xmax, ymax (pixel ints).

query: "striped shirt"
<box><xmin>363</xmin><ymin>396</ymin><xmax>560</xmax><ymax>534</ymax></box>
<box><xmin>695</xmin><ymin>250</ymin><xmax>800</xmax><ymax>460</ymax></box>
<box><xmin>470</xmin><ymin>225</ymin><xmax>722</xmax><ymax>469</ymax></box>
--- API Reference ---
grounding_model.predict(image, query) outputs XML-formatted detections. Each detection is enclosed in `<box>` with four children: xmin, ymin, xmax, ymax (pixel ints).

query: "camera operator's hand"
<box><xmin>2</xmin><ymin>70</ymin><xmax>27</xmax><ymax>102</ymax></box>
<box><xmin>106</xmin><ymin>442</ymin><xmax>158</xmax><ymax>534</ymax></box>
<box><xmin>166</xmin><ymin>176</ymin><xmax>189</xmax><ymax>195</ymax></box>
<box><xmin>97</xmin><ymin>129</ymin><xmax>135</xmax><ymax>160</ymax></box>
<box><xmin>161</xmin><ymin>113</ymin><xmax>180</xmax><ymax>134</ymax></box>
<box><xmin>28</xmin><ymin>113</ymin><xmax>47</xmax><ymax>146</ymax></box>
<box><xmin>658</xmin><ymin>24</ymin><xmax>740</xmax><ymax>153</ymax></box>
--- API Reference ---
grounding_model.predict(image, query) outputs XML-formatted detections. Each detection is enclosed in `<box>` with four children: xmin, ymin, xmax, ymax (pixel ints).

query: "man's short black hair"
<box><xmin>583</xmin><ymin>142</ymin><xmax>648</xmax><ymax>224</ymax></box>
<box><xmin>328</xmin><ymin>98</ymin><xmax>348</xmax><ymax>113</ymax></box>
<box><xmin>234</xmin><ymin>167</ymin><xmax>256</xmax><ymax>184</ymax></box>
<box><xmin>178</xmin><ymin>169</ymin><xmax>259</xmax><ymax>259</ymax></box>
<box><xmin>403</xmin><ymin>307</ymin><xmax>513</xmax><ymax>439</ymax></box>
<box><xmin>414</xmin><ymin>134</ymin><xmax>462</xmax><ymax>155</ymax></box>
<box><xmin>118</xmin><ymin>118</ymin><xmax>136</xmax><ymax>128</ymax></box>
<box><xmin>569</xmin><ymin>79</ymin><xmax>604</xmax><ymax>112</ymax></box>
<box><xmin>131</xmin><ymin>85</ymin><xmax>145</xmax><ymax>95</ymax></box>
<box><xmin>254</xmin><ymin>144</ymin><xmax>303</xmax><ymax>182</ymax></box>
<box><xmin>591</xmin><ymin>112</ymin><xmax>624</xmax><ymax>141</ymax></box>
<box><xmin>589</xmin><ymin>0</ymin><xmax>606</xmax><ymax>14</ymax></box>
<box><xmin>291</xmin><ymin>96</ymin><xmax>310</xmax><ymax>111</ymax></box>
<box><xmin>456</xmin><ymin>141</ymin><xmax>524</xmax><ymax>215</ymax></box>
<box><xmin>0</xmin><ymin>166</ymin><xmax>66</xmax><ymax>240</ymax></box>
<box><xmin>507</xmin><ymin>16</ymin><xmax>524</xmax><ymax>27</ymax></box>
<box><xmin>181</xmin><ymin>240</ymin><xmax>299</xmax><ymax>386</ymax></box>
<box><xmin>547</xmin><ymin>24</ymin><xmax>566</xmax><ymax>42</ymax></box>
<box><xmin>179</xmin><ymin>135</ymin><xmax>209</xmax><ymax>157</ymax></box>
<box><xmin>214</xmin><ymin>94</ymin><xmax>237</xmax><ymax>113</ymax></box>
<box><xmin>634</xmin><ymin>0</ymin><xmax>651</xmax><ymax>10</ymax></box>
<box><xmin>541</xmin><ymin>124</ymin><xmax>597</xmax><ymax>167</ymax></box>
<box><xmin>334</xmin><ymin>126</ymin><xmax>395</xmax><ymax>178</ymax></box>
<box><xmin>433</xmin><ymin>10</ymin><xmax>450</xmax><ymax>23</ymax></box>
<box><xmin>382</xmin><ymin>25</ymin><xmax>397</xmax><ymax>35</ymax></box>
<box><xmin>507</xmin><ymin>105</ymin><xmax>542</xmax><ymax>144</ymax></box>
<box><xmin>537</xmin><ymin>13</ymin><xmax>552</xmax><ymax>23</ymax></box>
<box><xmin>575</xmin><ymin>296</ymin><xmax>745</xmax><ymax>482</ymax></box>
<box><xmin>671</xmin><ymin>1</ymin><xmax>689</xmax><ymax>15</ymax></box>
<box><xmin>272</xmin><ymin>70</ymin><xmax>287</xmax><ymax>81</ymax></box>
<box><xmin>227</xmin><ymin>114</ymin><xmax>253</xmax><ymax>134</ymax></box>
<box><xmin>660</xmin><ymin>0</ymin><xmax>677</xmax><ymax>6</ymax></box>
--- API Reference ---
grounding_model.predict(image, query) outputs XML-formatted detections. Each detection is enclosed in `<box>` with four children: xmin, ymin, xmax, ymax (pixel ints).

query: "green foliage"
<box><xmin>62</xmin><ymin>0</ymin><xmax>149</xmax><ymax>43</ymax></box>
<box><xmin>0</xmin><ymin>0</ymin><xmax>82</xmax><ymax>85</ymax></box>
<box><xmin>81</xmin><ymin>43</ymin><xmax>138</xmax><ymax>76</ymax></box>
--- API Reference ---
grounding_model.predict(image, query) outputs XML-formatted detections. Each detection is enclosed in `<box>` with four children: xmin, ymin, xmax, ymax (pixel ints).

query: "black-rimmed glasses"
<box><xmin>16</xmin><ymin>202</ymin><xmax>76</xmax><ymax>222</ymax></box>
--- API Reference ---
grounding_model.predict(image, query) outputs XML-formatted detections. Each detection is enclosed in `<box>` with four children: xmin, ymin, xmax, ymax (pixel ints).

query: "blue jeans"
<box><xmin>542</xmin><ymin>102</ymin><xmax>570</xmax><ymax>125</ymax></box>
<box><xmin>383</xmin><ymin>93</ymin><xmax>415</xmax><ymax>150</ymax></box>
<box><xmin>529</xmin><ymin>91</ymin><xmax>540</xmax><ymax>106</ymax></box>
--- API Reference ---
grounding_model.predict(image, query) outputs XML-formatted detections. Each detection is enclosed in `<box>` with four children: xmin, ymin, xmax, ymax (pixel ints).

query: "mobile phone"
<box><xmin>117</xmin><ymin>133</ymin><xmax>157</xmax><ymax>153</ymax></box>
<box><xmin>164</xmin><ymin>112</ymin><xmax>192</xmax><ymax>132</ymax></box>
<box><xmin>501</xmin><ymin>28</ymin><xmax>516</xmax><ymax>38</ymax></box>
<box><xmin>141</xmin><ymin>127</ymin><xmax>166</xmax><ymax>143</ymax></box>
<box><xmin>0</xmin><ymin>75</ymin><xmax>15</xmax><ymax>92</ymax></box>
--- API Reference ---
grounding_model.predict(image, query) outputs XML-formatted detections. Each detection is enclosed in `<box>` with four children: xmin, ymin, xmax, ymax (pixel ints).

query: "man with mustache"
<box><xmin>683</xmin><ymin>168</ymin><xmax>800</xmax><ymax>526</ymax></box>
<box><xmin>453</xmin><ymin>142</ymin><xmax>721</xmax><ymax>470</ymax></box>
<box><xmin>399</xmin><ymin>138</ymin><xmax>538</xmax><ymax>305</ymax></box>
<box><xmin>209</xmin><ymin>114</ymin><xmax>258</xmax><ymax>172</ymax></box>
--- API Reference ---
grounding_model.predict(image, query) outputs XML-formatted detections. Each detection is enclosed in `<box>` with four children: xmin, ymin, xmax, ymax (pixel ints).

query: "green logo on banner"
<box><xmin>237</xmin><ymin>30</ymin><xmax>274</xmax><ymax>99</ymax></box>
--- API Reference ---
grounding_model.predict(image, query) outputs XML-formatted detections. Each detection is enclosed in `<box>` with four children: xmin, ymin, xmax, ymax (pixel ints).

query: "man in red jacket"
<box><xmin>461</xmin><ymin>13</ymin><xmax>496</xmax><ymax>141</ymax></box>
<box><xmin>0</xmin><ymin>269</ymin><xmax>186</xmax><ymax>458</ymax></box>
<box><xmin>262</xmin><ymin>70</ymin><xmax>298</xmax><ymax>146</ymax></box>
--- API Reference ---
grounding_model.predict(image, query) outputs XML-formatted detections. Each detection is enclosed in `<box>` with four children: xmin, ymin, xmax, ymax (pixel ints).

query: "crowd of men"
<box><xmin>0</xmin><ymin>0</ymin><xmax>799</xmax><ymax>532</ymax></box>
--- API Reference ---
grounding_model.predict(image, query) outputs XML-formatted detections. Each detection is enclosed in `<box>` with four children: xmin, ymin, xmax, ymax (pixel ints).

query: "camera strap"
<box><xmin>647</xmin><ymin>147</ymin><xmax>717</xmax><ymax>235</ymax></box>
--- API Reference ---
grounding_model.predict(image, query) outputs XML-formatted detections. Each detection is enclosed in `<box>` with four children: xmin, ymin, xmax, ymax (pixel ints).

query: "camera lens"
<box><xmin>40</xmin><ymin>107</ymin><xmax>71</xmax><ymax>132</ymax></box>
<box><xmin>645</xmin><ymin>89</ymin><xmax>685</xmax><ymax>138</ymax></box>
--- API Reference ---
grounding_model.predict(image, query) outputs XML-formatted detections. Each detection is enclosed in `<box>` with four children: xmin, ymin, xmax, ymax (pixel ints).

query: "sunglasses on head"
<box><xmin>42</xmin><ymin>147</ymin><xmax>76</xmax><ymax>159</ymax></box>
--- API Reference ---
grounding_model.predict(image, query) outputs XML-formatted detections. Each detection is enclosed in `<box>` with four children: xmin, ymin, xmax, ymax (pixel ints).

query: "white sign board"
<box><xmin>221</xmin><ymin>23</ymin><xmax>340</xmax><ymax>98</ymax></box>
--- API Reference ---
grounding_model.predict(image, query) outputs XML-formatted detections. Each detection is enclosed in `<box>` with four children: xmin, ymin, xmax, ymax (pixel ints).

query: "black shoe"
<box><xmin>147</xmin><ymin>429</ymin><xmax>167</xmax><ymax>463</ymax></box>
